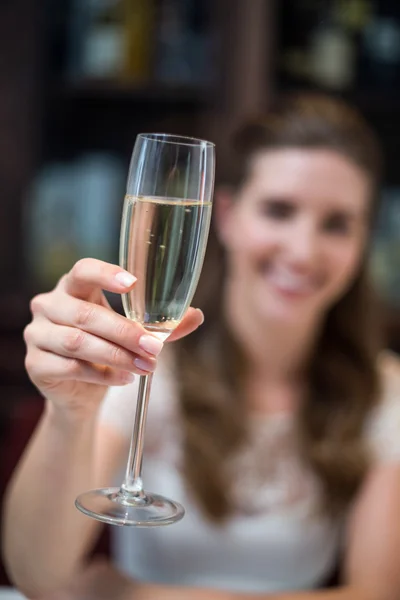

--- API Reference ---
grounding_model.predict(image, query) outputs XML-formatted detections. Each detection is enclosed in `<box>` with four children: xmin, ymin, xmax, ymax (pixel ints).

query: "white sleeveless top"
<box><xmin>99</xmin><ymin>351</ymin><xmax>400</xmax><ymax>594</ymax></box>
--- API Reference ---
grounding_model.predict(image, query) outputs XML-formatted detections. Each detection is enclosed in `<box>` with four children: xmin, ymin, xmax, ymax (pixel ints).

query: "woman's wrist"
<box><xmin>44</xmin><ymin>397</ymin><xmax>99</xmax><ymax>434</ymax></box>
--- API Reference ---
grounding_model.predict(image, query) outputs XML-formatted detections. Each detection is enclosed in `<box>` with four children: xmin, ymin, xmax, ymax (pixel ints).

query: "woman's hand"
<box><xmin>24</xmin><ymin>258</ymin><xmax>203</xmax><ymax>418</ymax></box>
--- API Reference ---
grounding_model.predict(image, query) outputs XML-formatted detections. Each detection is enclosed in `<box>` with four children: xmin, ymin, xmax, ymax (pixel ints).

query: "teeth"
<box><xmin>268</xmin><ymin>269</ymin><xmax>314</xmax><ymax>293</ymax></box>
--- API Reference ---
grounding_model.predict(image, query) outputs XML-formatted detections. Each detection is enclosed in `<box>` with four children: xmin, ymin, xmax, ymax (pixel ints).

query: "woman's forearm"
<box><xmin>43</xmin><ymin>560</ymin><xmax>375</xmax><ymax>600</ymax></box>
<box><xmin>263</xmin><ymin>587</ymin><xmax>372</xmax><ymax>600</ymax></box>
<box><xmin>135</xmin><ymin>584</ymin><xmax>372</xmax><ymax>600</ymax></box>
<box><xmin>2</xmin><ymin>402</ymin><xmax>101</xmax><ymax>598</ymax></box>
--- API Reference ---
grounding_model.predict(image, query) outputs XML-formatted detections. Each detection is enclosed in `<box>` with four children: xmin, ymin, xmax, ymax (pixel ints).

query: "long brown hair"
<box><xmin>176</xmin><ymin>93</ymin><xmax>383</xmax><ymax>521</ymax></box>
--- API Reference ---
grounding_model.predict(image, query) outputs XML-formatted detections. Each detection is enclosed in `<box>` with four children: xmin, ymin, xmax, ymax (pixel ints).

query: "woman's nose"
<box><xmin>285</xmin><ymin>219</ymin><xmax>319</xmax><ymax>268</ymax></box>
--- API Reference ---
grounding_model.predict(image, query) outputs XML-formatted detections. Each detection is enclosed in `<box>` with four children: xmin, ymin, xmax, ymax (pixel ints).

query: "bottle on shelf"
<box><xmin>360</xmin><ymin>3</ymin><xmax>400</xmax><ymax>89</ymax></box>
<box><xmin>68</xmin><ymin>0</ymin><xmax>125</xmax><ymax>81</ymax></box>
<box><xmin>154</xmin><ymin>0</ymin><xmax>214</xmax><ymax>87</ymax></box>
<box><xmin>84</xmin><ymin>0</ymin><xmax>125</xmax><ymax>79</ymax></box>
<box><xmin>67</xmin><ymin>0</ymin><xmax>155</xmax><ymax>84</ymax></box>
<box><xmin>122</xmin><ymin>0</ymin><xmax>155</xmax><ymax>84</ymax></box>
<box><xmin>308</xmin><ymin>1</ymin><xmax>357</xmax><ymax>90</ymax></box>
<box><xmin>24</xmin><ymin>154</ymin><xmax>125</xmax><ymax>290</ymax></box>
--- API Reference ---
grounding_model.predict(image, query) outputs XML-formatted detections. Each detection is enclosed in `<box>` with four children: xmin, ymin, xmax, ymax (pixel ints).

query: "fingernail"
<box><xmin>134</xmin><ymin>358</ymin><xmax>155</xmax><ymax>373</ymax></box>
<box><xmin>115</xmin><ymin>271</ymin><xmax>137</xmax><ymax>288</ymax></box>
<box><xmin>195</xmin><ymin>308</ymin><xmax>205</xmax><ymax>325</ymax></box>
<box><xmin>139</xmin><ymin>334</ymin><xmax>163</xmax><ymax>356</ymax></box>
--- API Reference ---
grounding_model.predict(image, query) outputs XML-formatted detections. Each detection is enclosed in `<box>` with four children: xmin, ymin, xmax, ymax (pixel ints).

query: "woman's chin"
<box><xmin>254</xmin><ymin>292</ymin><xmax>317</xmax><ymax>326</ymax></box>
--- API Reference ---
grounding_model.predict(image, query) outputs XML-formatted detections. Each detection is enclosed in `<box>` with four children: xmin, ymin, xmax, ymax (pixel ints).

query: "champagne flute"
<box><xmin>75</xmin><ymin>133</ymin><xmax>215</xmax><ymax>526</ymax></box>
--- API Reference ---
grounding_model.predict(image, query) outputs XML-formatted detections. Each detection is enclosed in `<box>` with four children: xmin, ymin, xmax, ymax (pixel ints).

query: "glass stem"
<box><xmin>121</xmin><ymin>373</ymin><xmax>154</xmax><ymax>497</ymax></box>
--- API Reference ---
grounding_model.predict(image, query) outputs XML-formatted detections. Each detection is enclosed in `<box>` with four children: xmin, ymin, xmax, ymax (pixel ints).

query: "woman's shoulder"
<box><xmin>376</xmin><ymin>349</ymin><xmax>400</xmax><ymax>414</ymax></box>
<box><xmin>379</xmin><ymin>349</ymin><xmax>400</xmax><ymax>384</ymax></box>
<box><xmin>365</xmin><ymin>350</ymin><xmax>400</xmax><ymax>462</ymax></box>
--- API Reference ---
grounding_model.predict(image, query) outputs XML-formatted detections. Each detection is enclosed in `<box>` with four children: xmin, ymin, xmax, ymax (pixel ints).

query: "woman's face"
<box><xmin>219</xmin><ymin>148</ymin><xmax>371</xmax><ymax>325</ymax></box>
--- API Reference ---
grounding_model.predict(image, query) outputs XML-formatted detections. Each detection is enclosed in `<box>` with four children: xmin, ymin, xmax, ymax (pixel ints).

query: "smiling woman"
<box><xmin>5</xmin><ymin>94</ymin><xmax>400</xmax><ymax>600</ymax></box>
<box><xmin>219</xmin><ymin>148</ymin><xmax>370</xmax><ymax>324</ymax></box>
<box><xmin>177</xmin><ymin>93</ymin><xmax>383</xmax><ymax>522</ymax></box>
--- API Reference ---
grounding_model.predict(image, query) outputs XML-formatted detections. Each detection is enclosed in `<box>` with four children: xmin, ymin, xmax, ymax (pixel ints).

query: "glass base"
<box><xmin>75</xmin><ymin>487</ymin><xmax>185</xmax><ymax>527</ymax></box>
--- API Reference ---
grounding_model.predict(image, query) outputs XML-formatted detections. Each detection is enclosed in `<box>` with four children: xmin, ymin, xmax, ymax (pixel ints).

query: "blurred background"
<box><xmin>2</xmin><ymin>0</ymin><xmax>400</xmax><ymax>585</ymax></box>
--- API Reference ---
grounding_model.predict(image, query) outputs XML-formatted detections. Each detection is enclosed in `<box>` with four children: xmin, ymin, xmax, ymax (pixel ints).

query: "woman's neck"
<box><xmin>224</xmin><ymin>280</ymin><xmax>322</xmax><ymax>384</ymax></box>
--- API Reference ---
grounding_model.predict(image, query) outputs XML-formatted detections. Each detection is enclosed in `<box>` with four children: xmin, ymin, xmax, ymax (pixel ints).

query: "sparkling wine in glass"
<box><xmin>75</xmin><ymin>134</ymin><xmax>215</xmax><ymax>526</ymax></box>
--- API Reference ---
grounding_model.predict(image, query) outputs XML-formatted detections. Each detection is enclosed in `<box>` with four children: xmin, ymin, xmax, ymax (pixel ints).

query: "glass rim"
<box><xmin>137</xmin><ymin>133</ymin><xmax>215</xmax><ymax>148</ymax></box>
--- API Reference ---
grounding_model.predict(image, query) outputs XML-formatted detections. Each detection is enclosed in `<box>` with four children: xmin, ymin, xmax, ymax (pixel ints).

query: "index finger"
<box><xmin>61</xmin><ymin>258</ymin><xmax>137</xmax><ymax>300</ymax></box>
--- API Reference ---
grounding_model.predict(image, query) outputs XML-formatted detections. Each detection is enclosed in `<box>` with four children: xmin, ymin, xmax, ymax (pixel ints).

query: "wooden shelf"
<box><xmin>53</xmin><ymin>78</ymin><xmax>212</xmax><ymax>105</ymax></box>
<box><xmin>277</xmin><ymin>80</ymin><xmax>400</xmax><ymax>114</ymax></box>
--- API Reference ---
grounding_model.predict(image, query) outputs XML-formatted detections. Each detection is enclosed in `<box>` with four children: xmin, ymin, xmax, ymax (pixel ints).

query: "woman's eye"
<box><xmin>323</xmin><ymin>214</ymin><xmax>351</xmax><ymax>235</ymax></box>
<box><xmin>260</xmin><ymin>200</ymin><xmax>295</xmax><ymax>220</ymax></box>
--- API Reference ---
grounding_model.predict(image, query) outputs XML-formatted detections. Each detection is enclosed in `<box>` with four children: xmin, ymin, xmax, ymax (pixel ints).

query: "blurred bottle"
<box><xmin>154</xmin><ymin>0</ymin><xmax>214</xmax><ymax>86</ymax></box>
<box><xmin>68</xmin><ymin>0</ymin><xmax>156</xmax><ymax>84</ymax></box>
<box><xmin>359</xmin><ymin>7</ymin><xmax>400</xmax><ymax>89</ymax></box>
<box><xmin>309</xmin><ymin>1</ymin><xmax>356</xmax><ymax>90</ymax></box>
<box><xmin>337</xmin><ymin>0</ymin><xmax>373</xmax><ymax>34</ymax></box>
<box><xmin>76</xmin><ymin>154</ymin><xmax>125</xmax><ymax>261</ymax></box>
<box><xmin>122</xmin><ymin>0</ymin><xmax>155</xmax><ymax>83</ymax></box>
<box><xmin>24</xmin><ymin>162</ymin><xmax>80</xmax><ymax>289</ymax></box>
<box><xmin>24</xmin><ymin>154</ymin><xmax>124</xmax><ymax>290</ymax></box>
<box><xmin>308</xmin><ymin>0</ymin><xmax>372</xmax><ymax>90</ymax></box>
<box><xmin>68</xmin><ymin>0</ymin><xmax>125</xmax><ymax>80</ymax></box>
<box><xmin>83</xmin><ymin>0</ymin><xmax>125</xmax><ymax>79</ymax></box>
<box><xmin>371</xmin><ymin>188</ymin><xmax>400</xmax><ymax>307</ymax></box>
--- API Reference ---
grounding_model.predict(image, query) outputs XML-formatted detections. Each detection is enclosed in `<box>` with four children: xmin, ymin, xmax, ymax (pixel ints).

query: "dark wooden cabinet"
<box><xmin>0</xmin><ymin>0</ymin><xmax>42</xmax><ymax>289</ymax></box>
<box><xmin>0</xmin><ymin>0</ymin><xmax>44</xmax><ymax>396</ymax></box>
